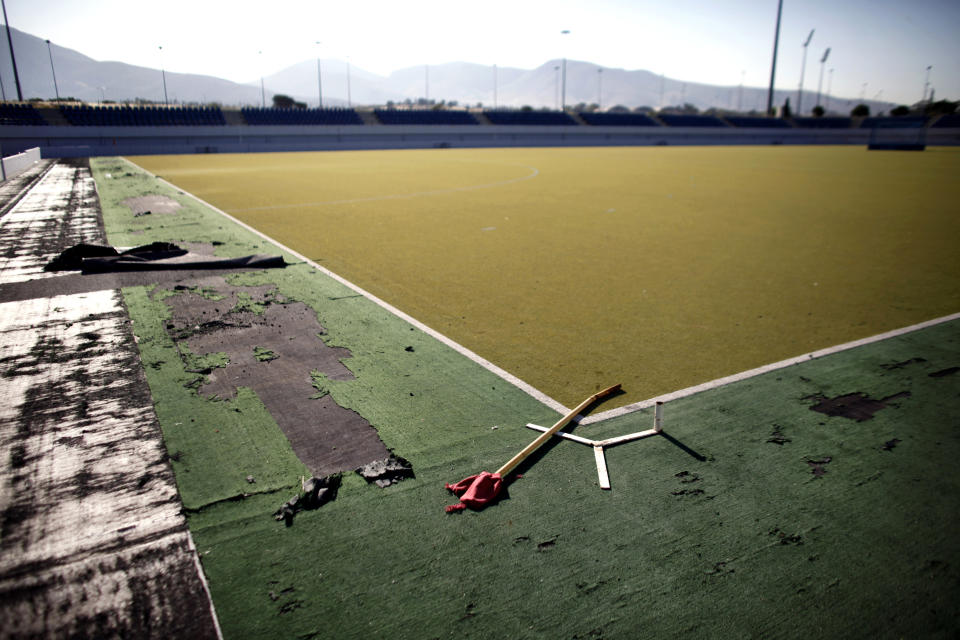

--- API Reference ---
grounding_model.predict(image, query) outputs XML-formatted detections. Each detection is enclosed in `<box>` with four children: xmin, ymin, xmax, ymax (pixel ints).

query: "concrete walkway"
<box><xmin>0</xmin><ymin>159</ymin><xmax>221</xmax><ymax>639</ymax></box>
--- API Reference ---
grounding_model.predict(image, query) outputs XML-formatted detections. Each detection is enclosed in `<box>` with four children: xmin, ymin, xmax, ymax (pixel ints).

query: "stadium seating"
<box><xmin>860</xmin><ymin>116</ymin><xmax>926</xmax><ymax>129</ymax></box>
<box><xmin>240</xmin><ymin>107</ymin><xmax>363</xmax><ymax>125</ymax></box>
<box><xmin>0</xmin><ymin>103</ymin><xmax>48</xmax><ymax>126</ymax></box>
<box><xmin>373</xmin><ymin>109</ymin><xmax>478</xmax><ymax>125</ymax></box>
<box><xmin>931</xmin><ymin>114</ymin><xmax>960</xmax><ymax>128</ymax></box>
<box><xmin>60</xmin><ymin>105</ymin><xmax>226</xmax><ymax>126</ymax></box>
<box><xmin>483</xmin><ymin>110</ymin><xmax>577</xmax><ymax>126</ymax></box>
<box><xmin>657</xmin><ymin>114</ymin><xmax>727</xmax><ymax>127</ymax></box>
<box><xmin>578</xmin><ymin>112</ymin><xmax>660</xmax><ymax>126</ymax></box>
<box><xmin>725</xmin><ymin>116</ymin><xmax>791</xmax><ymax>128</ymax></box>
<box><xmin>792</xmin><ymin>117</ymin><xmax>852</xmax><ymax>129</ymax></box>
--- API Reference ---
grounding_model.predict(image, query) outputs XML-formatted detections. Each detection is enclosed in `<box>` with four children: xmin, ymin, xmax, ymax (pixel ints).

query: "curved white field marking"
<box><xmin>121</xmin><ymin>158</ymin><xmax>960</xmax><ymax>428</ymax></box>
<box><xmin>227</xmin><ymin>162</ymin><xmax>540</xmax><ymax>212</ymax></box>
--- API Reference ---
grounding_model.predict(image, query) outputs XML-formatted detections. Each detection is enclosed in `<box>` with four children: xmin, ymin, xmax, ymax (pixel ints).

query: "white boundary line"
<box><xmin>119</xmin><ymin>157</ymin><xmax>960</xmax><ymax>425</ymax></box>
<box><xmin>581</xmin><ymin>310</ymin><xmax>960</xmax><ymax>425</ymax></box>
<box><xmin>120</xmin><ymin>157</ymin><xmax>568</xmax><ymax>415</ymax></box>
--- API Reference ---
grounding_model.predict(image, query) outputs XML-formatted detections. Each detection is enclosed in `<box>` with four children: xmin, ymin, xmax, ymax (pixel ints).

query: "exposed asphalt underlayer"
<box><xmin>0</xmin><ymin>159</ymin><xmax>221</xmax><ymax>639</ymax></box>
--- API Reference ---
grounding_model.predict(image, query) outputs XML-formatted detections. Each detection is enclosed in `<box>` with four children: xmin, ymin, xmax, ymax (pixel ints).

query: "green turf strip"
<box><xmin>92</xmin><ymin>157</ymin><xmax>960</xmax><ymax>639</ymax></box>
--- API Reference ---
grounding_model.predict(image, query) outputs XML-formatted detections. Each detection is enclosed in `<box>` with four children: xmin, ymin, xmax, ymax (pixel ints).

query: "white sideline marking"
<box><xmin>228</xmin><ymin>163</ymin><xmax>540</xmax><ymax>212</ymax></box>
<box><xmin>120</xmin><ymin>158</ymin><xmax>960</xmax><ymax>424</ymax></box>
<box><xmin>121</xmin><ymin>157</ymin><xmax>567</xmax><ymax>415</ymax></box>
<box><xmin>581</xmin><ymin>310</ymin><xmax>960</xmax><ymax>426</ymax></box>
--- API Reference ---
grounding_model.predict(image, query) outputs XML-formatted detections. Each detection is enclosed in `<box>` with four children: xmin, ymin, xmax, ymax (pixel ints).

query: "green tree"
<box><xmin>890</xmin><ymin>105</ymin><xmax>910</xmax><ymax>116</ymax></box>
<box><xmin>851</xmin><ymin>103</ymin><xmax>870</xmax><ymax>117</ymax></box>
<box><xmin>811</xmin><ymin>105</ymin><xmax>825</xmax><ymax>117</ymax></box>
<box><xmin>272</xmin><ymin>94</ymin><xmax>295</xmax><ymax>109</ymax></box>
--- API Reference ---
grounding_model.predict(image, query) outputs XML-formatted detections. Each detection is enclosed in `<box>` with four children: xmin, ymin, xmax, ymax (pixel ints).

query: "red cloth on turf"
<box><xmin>445</xmin><ymin>471</ymin><xmax>503</xmax><ymax>511</ymax></box>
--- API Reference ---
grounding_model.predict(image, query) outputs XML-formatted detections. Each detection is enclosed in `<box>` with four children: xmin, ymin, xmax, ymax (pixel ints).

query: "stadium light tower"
<box><xmin>560</xmin><ymin>29</ymin><xmax>570</xmax><ymax>111</ymax></box>
<box><xmin>45</xmin><ymin>39</ymin><xmax>60</xmax><ymax>102</ymax></box>
<box><xmin>493</xmin><ymin>64</ymin><xmax>497</xmax><ymax>108</ymax></box>
<box><xmin>922</xmin><ymin>65</ymin><xmax>932</xmax><ymax>103</ymax></box>
<box><xmin>258</xmin><ymin>50</ymin><xmax>265</xmax><ymax>108</ymax></box>
<box><xmin>554</xmin><ymin>65</ymin><xmax>560</xmax><ymax>110</ymax></box>
<box><xmin>766</xmin><ymin>0</ymin><xmax>784</xmax><ymax>116</ymax></box>
<box><xmin>315</xmin><ymin>41</ymin><xmax>323</xmax><ymax>108</ymax></box>
<box><xmin>826</xmin><ymin>67</ymin><xmax>833</xmax><ymax>111</ymax></box>
<box><xmin>796</xmin><ymin>29</ymin><xmax>815</xmax><ymax>115</ymax></box>
<box><xmin>597</xmin><ymin>68</ymin><xmax>603</xmax><ymax>110</ymax></box>
<box><xmin>425</xmin><ymin>64</ymin><xmax>429</xmax><ymax>102</ymax></box>
<box><xmin>815</xmin><ymin>47</ymin><xmax>830</xmax><ymax>111</ymax></box>
<box><xmin>159</xmin><ymin>46</ymin><xmax>169</xmax><ymax>104</ymax></box>
<box><xmin>1</xmin><ymin>0</ymin><xmax>22</xmax><ymax>101</ymax></box>
<box><xmin>346</xmin><ymin>58</ymin><xmax>352</xmax><ymax>108</ymax></box>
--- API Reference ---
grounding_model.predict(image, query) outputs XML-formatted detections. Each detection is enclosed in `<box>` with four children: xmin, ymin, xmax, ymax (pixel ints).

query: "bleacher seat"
<box><xmin>59</xmin><ymin>105</ymin><xmax>226</xmax><ymax>126</ymax></box>
<box><xmin>483</xmin><ymin>110</ymin><xmax>577</xmax><ymax>126</ymax></box>
<box><xmin>0</xmin><ymin>103</ymin><xmax>48</xmax><ymax>126</ymax></box>
<box><xmin>861</xmin><ymin>116</ymin><xmax>926</xmax><ymax>129</ymax></box>
<box><xmin>792</xmin><ymin>117</ymin><xmax>852</xmax><ymax>129</ymax></box>
<box><xmin>932</xmin><ymin>114</ymin><xmax>960</xmax><ymax>128</ymax></box>
<box><xmin>657</xmin><ymin>114</ymin><xmax>727</xmax><ymax>127</ymax></box>
<box><xmin>578</xmin><ymin>112</ymin><xmax>660</xmax><ymax>127</ymax></box>
<box><xmin>240</xmin><ymin>107</ymin><xmax>363</xmax><ymax>125</ymax></box>
<box><xmin>373</xmin><ymin>109</ymin><xmax>477</xmax><ymax>125</ymax></box>
<box><xmin>726</xmin><ymin>116</ymin><xmax>791</xmax><ymax>128</ymax></box>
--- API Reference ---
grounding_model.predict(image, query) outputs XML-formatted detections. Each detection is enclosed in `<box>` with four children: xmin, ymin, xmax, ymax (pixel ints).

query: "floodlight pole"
<box><xmin>45</xmin><ymin>39</ymin><xmax>60</xmax><ymax>101</ymax></box>
<box><xmin>258</xmin><ymin>50</ymin><xmax>265</xmax><ymax>108</ymax></box>
<box><xmin>815</xmin><ymin>47</ymin><xmax>830</xmax><ymax>110</ymax></box>
<box><xmin>554</xmin><ymin>65</ymin><xmax>560</xmax><ymax>110</ymax></box>
<box><xmin>766</xmin><ymin>0</ymin><xmax>783</xmax><ymax>116</ymax></box>
<box><xmin>797</xmin><ymin>29</ymin><xmax>814</xmax><ymax>115</ymax></box>
<box><xmin>346</xmin><ymin>59</ymin><xmax>352</xmax><ymax>108</ymax></box>
<box><xmin>560</xmin><ymin>29</ymin><xmax>570</xmax><ymax>111</ymax></box>
<box><xmin>315</xmin><ymin>41</ymin><xmax>323</xmax><ymax>108</ymax></box>
<box><xmin>493</xmin><ymin>63</ymin><xmax>497</xmax><ymax>108</ymax></box>
<box><xmin>2</xmin><ymin>0</ymin><xmax>22</xmax><ymax>101</ymax></box>
<box><xmin>826</xmin><ymin>68</ymin><xmax>833</xmax><ymax>111</ymax></box>
<box><xmin>425</xmin><ymin>64</ymin><xmax>429</xmax><ymax>102</ymax></box>
<box><xmin>738</xmin><ymin>70</ymin><xmax>744</xmax><ymax>111</ymax></box>
<box><xmin>922</xmin><ymin>65</ymin><xmax>932</xmax><ymax>103</ymax></box>
<box><xmin>159</xmin><ymin>46</ymin><xmax>169</xmax><ymax>104</ymax></box>
<box><xmin>597</xmin><ymin>67</ymin><xmax>603</xmax><ymax>110</ymax></box>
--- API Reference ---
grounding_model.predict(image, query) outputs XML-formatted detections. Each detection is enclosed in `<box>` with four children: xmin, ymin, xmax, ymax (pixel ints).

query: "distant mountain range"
<box><xmin>0</xmin><ymin>27</ymin><xmax>894</xmax><ymax>115</ymax></box>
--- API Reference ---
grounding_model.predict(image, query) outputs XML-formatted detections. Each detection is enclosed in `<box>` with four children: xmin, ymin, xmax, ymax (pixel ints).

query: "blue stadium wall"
<box><xmin>1</xmin><ymin>124</ymin><xmax>959</xmax><ymax>158</ymax></box>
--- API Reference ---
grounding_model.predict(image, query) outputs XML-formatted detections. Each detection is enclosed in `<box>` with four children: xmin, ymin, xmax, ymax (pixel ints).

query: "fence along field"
<box><xmin>131</xmin><ymin>145</ymin><xmax>960</xmax><ymax>408</ymax></box>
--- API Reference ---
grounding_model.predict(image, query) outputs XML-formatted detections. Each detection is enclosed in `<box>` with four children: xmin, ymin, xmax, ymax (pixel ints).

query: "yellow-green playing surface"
<box><xmin>131</xmin><ymin>146</ymin><xmax>960</xmax><ymax>408</ymax></box>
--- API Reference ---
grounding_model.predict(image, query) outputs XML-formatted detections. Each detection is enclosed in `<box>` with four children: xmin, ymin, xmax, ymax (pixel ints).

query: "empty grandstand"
<box><xmin>657</xmin><ymin>113</ymin><xmax>728</xmax><ymax>127</ymax></box>
<box><xmin>861</xmin><ymin>116</ymin><xmax>926</xmax><ymax>129</ymax></box>
<box><xmin>483</xmin><ymin>110</ymin><xmax>578</xmax><ymax>126</ymax></box>
<box><xmin>0</xmin><ymin>103</ymin><xmax>48</xmax><ymax>126</ymax></box>
<box><xmin>60</xmin><ymin>105</ymin><xmax>226</xmax><ymax>126</ymax></box>
<box><xmin>792</xmin><ymin>117</ymin><xmax>853</xmax><ymax>129</ymax></box>
<box><xmin>240</xmin><ymin>107</ymin><xmax>363</xmax><ymax>126</ymax></box>
<box><xmin>578</xmin><ymin>112</ymin><xmax>660</xmax><ymax>127</ymax></box>
<box><xmin>933</xmin><ymin>114</ymin><xmax>960</xmax><ymax>128</ymax></box>
<box><xmin>726</xmin><ymin>116</ymin><xmax>792</xmax><ymax>128</ymax></box>
<box><xmin>373</xmin><ymin>109</ymin><xmax>478</xmax><ymax>125</ymax></box>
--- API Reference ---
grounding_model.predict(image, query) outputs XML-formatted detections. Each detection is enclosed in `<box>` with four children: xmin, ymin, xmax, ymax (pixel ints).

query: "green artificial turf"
<box><xmin>92</xmin><ymin>156</ymin><xmax>960</xmax><ymax>639</ymax></box>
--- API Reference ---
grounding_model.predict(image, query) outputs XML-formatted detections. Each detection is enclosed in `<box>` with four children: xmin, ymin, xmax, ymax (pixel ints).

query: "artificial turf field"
<box><xmin>86</xmin><ymin>148</ymin><xmax>960</xmax><ymax>639</ymax></box>
<box><xmin>131</xmin><ymin>145</ymin><xmax>960</xmax><ymax>410</ymax></box>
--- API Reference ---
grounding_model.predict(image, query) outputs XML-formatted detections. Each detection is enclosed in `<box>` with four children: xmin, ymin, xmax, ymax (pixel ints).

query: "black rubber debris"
<box><xmin>355</xmin><ymin>454</ymin><xmax>415</xmax><ymax>488</ymax></box>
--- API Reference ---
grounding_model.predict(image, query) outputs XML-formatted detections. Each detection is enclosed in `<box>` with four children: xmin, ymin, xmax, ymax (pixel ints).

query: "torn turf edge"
<box><xmin>120</xmin><ymin>157</ymin><xmax>960</xmax><ymax>427</ymax></box>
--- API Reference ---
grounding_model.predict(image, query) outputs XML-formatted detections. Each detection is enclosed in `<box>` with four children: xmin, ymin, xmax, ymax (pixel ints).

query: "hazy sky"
<box><xmin>5</xmin><ymin>0</ymin><xmax>958</xmax><ymax>105</ymax></box>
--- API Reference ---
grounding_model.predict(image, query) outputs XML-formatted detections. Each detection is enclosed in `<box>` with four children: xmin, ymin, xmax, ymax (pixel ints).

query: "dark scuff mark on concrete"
<box><xmin>806</xmin><ymin>391</ymin><xmax>911</xmax><ymax>422</ymax></box>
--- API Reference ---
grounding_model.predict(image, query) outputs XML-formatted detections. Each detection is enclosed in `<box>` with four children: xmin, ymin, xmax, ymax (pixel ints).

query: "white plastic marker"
<box><xmin>526</xmin><ymin>402</ymin><xmax>664</xmax><ymax>490</ymax></box>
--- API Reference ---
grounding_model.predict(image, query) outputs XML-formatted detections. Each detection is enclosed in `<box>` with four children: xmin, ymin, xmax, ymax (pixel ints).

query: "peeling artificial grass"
<box><xmin>94</xmin><ymin>156</ymin><xmax>960</xmax><ymax>639</ymax></box>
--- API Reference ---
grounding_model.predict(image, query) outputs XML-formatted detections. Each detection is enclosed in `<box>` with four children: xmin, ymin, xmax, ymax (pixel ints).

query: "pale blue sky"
<box><xmin>5</xmin><ymin>0</ymin><xmax>958</xmax><ymax>105</ymax></box>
